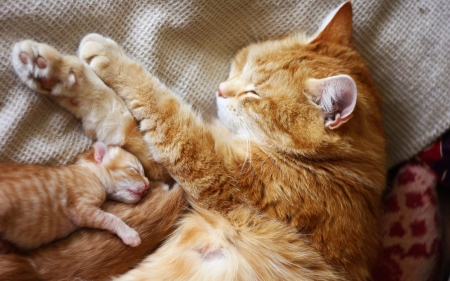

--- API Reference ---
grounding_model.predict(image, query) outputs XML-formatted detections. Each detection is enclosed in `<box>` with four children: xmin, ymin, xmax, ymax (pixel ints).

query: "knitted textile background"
<box><xmin>0</xmin><ymin>0</ymin><xmax>448</xmax><ymax>168</ymax></box>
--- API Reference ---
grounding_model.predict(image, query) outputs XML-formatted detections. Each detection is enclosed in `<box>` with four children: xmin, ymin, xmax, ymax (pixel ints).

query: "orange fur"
<box><xmin>82</xmin><ymin>2</ymin><xmax>384</xmax><ymax>280</ymax></box>
<box><xmin>7</xmin><ymin>36</ymin><xmax>187</xmax><ymax>280</ymax></box>
<box><xmin>0</xmin><ymin>184</ymin><xmax>187</xmax><ymax>281</ymax></box>
<box><xmin>0</xmin><ymin>254</ymin><xmax>43</xmax><ymax>281</ymax></box>
<box><xmin>0</xmin><ymin>143</ymin><xmax>149</xmax><ymax>250</ymax></box>
<box><xmin>6</xmin><ymin>2</ymin><xmax>386</xmax><ymax>280</ymax></box>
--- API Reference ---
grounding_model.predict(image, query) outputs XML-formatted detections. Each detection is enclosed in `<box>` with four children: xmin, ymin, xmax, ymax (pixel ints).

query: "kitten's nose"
<box><xmin>217</xmin><ymin>83</ymin><xmax>226</xmax><ymax>98</ymax></box>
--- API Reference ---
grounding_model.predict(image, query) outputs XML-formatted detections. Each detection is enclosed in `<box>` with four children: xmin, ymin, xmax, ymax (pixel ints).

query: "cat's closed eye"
<box><xmin>244</xmin><ymin>90</ymin><xmax>259</xmax><ymax>96</ymax></box>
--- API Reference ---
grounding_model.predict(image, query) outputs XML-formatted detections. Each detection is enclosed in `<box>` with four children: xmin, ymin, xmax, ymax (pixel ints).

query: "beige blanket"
<box><xmin>0</xmin><ymin>0</ymin><xmax>449</xmax><ymax>168</ymax></box>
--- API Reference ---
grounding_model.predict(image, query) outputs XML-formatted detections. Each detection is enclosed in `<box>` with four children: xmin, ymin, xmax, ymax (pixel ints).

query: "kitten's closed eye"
<box><xmin>128</xmin><ymin>166</ymin><xmax>139</xmax><ymax>173</ymax></box>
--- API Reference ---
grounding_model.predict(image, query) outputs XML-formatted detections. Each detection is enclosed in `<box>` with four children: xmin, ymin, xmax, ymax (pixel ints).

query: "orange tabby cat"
<box><xmin>0</xmin><ymin>142</ymin><xmax>149</xmax><ymax>250</ymax></box>
<box><xmin>5</xmin><ymin>1</ymin><xmax>385</xmax><ymax>280</ymax></box>
<box><xmin>80</xmin><ymin>1</ymin><xmax>383</xmax><ymax>280</ymax></box>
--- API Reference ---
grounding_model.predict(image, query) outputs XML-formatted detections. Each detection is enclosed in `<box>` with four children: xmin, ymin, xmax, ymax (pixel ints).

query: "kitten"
<box><xmin>0</xmin><ymin>142</ymin><xmax>149</xmax><ymax>250</ymax></box>
<box><xmin>7</xmin><ymin>1</ymin><xmax>385</xmax><ymax>280</ymax></box>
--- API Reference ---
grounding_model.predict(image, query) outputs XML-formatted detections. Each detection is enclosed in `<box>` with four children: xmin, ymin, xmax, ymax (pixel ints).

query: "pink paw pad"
<box><xmin>19</xmin><ymin>52</ymin><xmax>28</xmax><ymax>64</ymax></box>
<box><xmin>36</xmin><ymin>56</ymin><xmax>47</xmax><ymax>69</ymax></box>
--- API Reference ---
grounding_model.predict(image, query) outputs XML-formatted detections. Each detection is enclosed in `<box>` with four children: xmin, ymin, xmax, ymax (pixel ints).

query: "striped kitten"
<box><xmin>0</xmin><ymin>142</ymin><xmax>149</xmax><ymax>251</ymax></box>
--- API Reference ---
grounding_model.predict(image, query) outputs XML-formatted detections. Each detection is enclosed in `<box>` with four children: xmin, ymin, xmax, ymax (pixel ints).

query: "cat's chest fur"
<box><xmin>234</xmin><ymin>150</ymin><xmax>325</xmax><ymax>229</ymax></box>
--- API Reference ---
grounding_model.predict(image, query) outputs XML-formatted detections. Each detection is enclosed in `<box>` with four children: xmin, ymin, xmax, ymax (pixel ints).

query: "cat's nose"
<box><xmin>217</xmin><ymin>83</ymin><xmax>226</xmax><ymax>98</ymax></box>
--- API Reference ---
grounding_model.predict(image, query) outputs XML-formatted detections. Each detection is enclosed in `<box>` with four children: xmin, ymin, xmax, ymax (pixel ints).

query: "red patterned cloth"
<box><xmin>418</xmin><ymin>130</ymin><xmax>450</xmax><ymax>188</ymax></box>
<box><xmin>373</xmin><ymin>131</ymin><xmax>450</xmax><ymax>280</ymax></box>
<box><xmin>374</xmin><ymin>162</ymin><xmax>441</xmax><ymax>281</ymax></box>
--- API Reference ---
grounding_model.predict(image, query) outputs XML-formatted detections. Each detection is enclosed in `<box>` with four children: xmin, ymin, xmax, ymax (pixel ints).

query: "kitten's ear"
<box><xmin>93</xmin><ymin>142</ymin><xmax>108</xmax><ymax>164</ymax></box>
<box><xmin>309</xmin><ymin>1</ymin><xmax>353</xmax><ymax>46</ymax></box>
<box><xmin>307</xmin><ymin>75</ymin><xmax>357</xmax><ymax>130</ymax></box>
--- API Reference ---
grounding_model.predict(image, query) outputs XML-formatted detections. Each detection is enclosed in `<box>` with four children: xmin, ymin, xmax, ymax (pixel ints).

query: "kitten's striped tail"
<box><xmin>0</xmin><ymin>254</ymin><xmax>43</xmax><ymax>281</ymax></box>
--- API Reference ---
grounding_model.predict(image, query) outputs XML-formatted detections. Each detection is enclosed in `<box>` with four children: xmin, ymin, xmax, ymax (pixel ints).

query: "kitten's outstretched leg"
<box><xmin>12</xmin><ymin>40</ymin><xmax>169</xmax><ymax>181</ymax></box>
<box><xmin>79</xmin><ymin>34</ymin><xmax>241</xmax><ymax>207</ymax></box>
<box><xmin>72</xmin><ymin>206</ymin><xmax>141</xmax><ymax>247</ymax></box>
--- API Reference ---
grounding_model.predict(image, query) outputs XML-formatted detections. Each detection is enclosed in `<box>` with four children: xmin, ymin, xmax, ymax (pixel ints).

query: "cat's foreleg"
<box><xmin>72</xmin><ymin>207</ymin><xmax>141</xmax><ymax>247</ymax></box>
<box><xmin>12</xmin><ymin>40</ymin><xmax>169</xmax><ymax>181</ymax></box>
<box><xmin>79</xmin><ymin>34</ymin><xmax>234</xmax><ymax>199</ymax></box>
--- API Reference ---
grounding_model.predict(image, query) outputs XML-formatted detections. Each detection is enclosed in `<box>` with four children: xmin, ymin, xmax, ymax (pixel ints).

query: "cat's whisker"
<box><xmin>236</xmin><ymin>119</ymin><xmax>252</xmax><ymax>176</ymax></box>
<box><xmin>74</xmin><ymin>120</ymin><xmax>84</xmax><ymax>130</ymax></box>
<box><xmin>239</xmin><ymin>118</ymin><xmax>278</xmax><ymax>168</ymax></box>
<box><xmin>249</xmin><ymin>25</ymin><xmax>262</xmax><ymax>45</ymax></box>
<box><xmin>122</xmin><ymin>125</ymin><xmax>140</xmax><ymax>146</ymax></box>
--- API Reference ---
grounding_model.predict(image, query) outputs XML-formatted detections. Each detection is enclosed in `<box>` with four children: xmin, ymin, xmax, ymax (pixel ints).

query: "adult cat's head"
<box><xmin>217</xmin><ymin>1</ymin><xmax>385</xmax><ymax>162</ymax></box>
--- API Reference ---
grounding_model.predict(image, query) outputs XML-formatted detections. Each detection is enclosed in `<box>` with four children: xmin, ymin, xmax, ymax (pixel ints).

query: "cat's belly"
<box><xmin>114</xmin><ymin>207</ymin><xmax>338</xmax><ymax>281</ymax></box>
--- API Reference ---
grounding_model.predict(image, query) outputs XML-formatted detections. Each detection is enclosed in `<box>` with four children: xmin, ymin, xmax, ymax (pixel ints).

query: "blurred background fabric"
<box><xmin>0</xmin><ymin>0</ymin><xmax>449</xmax><ymax>168</ymax></box>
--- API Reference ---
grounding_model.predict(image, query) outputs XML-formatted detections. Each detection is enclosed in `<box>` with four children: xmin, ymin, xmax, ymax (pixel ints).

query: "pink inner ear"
<box><xmin>93</xmin><ymin>142</ymin><xmax>107</xmax><ymax>164</ymax></box>
<box><xmin>337</xmin><ymin>83</ymin><xmax>357</xmax><ymax>119</ymax></box>
<box><xmin>326</xmin><ymin>113</ymin><xmax>353</xmax><ymax>130</ymax></box>
<box><xmin>325</xmin><ymin>75</ymin><xmax>357</xmax><ymax>129</ymax></box>
<box><xmin>308</xmin><ymin>74</ymin><xmax>357</xmax><ymax>130</ymax></box>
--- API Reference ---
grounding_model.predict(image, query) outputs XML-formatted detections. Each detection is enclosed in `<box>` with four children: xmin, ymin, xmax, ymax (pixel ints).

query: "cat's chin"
<box><xmin>216</xmin><ymin>97</ymin><xmax>239</xmax><ymax>133</ymax></box>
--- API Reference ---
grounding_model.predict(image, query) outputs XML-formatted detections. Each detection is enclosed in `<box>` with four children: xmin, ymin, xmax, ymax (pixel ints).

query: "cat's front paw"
<box><xmin>78</xmin><ymin>34</ymin><xmax>123</xmax><ymax>86</ymax></box>
<box><xmin>119</xmin><ymin>227</ymin><xmax>141</xmax><ymax>247</ymax></box>
<box><xmin>12</xmin><ymin>40</ymin><xmax>78</xmax><ymax>96</ymax></box>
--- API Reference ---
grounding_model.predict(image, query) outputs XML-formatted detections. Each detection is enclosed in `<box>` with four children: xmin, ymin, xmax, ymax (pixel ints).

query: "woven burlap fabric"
<box><xmin>0</xmin><ymin>0</ymin><xmax>448</xmax><ymax>168</ymax></box>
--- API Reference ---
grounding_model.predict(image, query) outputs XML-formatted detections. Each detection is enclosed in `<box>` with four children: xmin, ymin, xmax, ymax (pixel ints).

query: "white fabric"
<box><xmin>0</xmin><ymin>0</ymin><xmax>448</xmax><ymax>168</ymax></box>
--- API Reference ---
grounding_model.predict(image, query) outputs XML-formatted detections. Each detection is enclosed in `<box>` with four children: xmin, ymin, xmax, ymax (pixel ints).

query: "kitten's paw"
<box><xmin>79</xmin><ymin>33</ymin><xmax>123</xmax><ymax>84</ymax></box>
<box><xmin>12</xmin><ymin>40</ymin><xmax>78</xmax><ymax>96</ymax></box>
<box><xmin>119</xmin><ymin>228</ymin><xmax>141</xmax><ymax>247</ymax></box>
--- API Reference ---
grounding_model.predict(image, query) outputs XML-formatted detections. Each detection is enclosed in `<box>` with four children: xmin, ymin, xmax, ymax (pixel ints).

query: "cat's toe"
<box><xmin>121</xmin><ymin>229</ymin><xmax>141</xmax><ymax>247</ymax></box>
<box><xmin>78</xmin><ymin>33</ymin><xmax>122</xmax><ymax>81</ymax></box>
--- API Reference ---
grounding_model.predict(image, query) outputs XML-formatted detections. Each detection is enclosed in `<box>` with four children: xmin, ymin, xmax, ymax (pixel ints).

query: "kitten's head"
<box><xmin>217</xmin><ymin>2</ymin><xmax>384</xmax><ymax>159</ymax></box>
<box><xmin>87</xmin><ymin>142</ymin><xmax>150</xmax><ymax>204</ymax></box>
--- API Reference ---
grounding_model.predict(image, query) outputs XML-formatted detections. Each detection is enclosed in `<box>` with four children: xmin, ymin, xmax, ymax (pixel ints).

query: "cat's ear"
<box><xmin>93</xmin><ymin>142</ymin><xmax>108</xmax><ymax>164</ymax></box>
<box><xmin>307</xmin><ymin>74</ymin><xmax>357</xmax><ymax>130</ymax></box>
<box><xmin>309</xmin><ymin>1</ymin><xmax>353</xmax><ymax>46</ymax></box>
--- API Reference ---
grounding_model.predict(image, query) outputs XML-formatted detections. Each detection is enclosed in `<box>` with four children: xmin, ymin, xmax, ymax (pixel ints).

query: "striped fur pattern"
<box><xmin>0</xmin><ymin>142</ymin><xmax>149</xmax><ymax>250</ymax></box>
